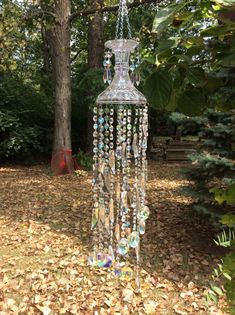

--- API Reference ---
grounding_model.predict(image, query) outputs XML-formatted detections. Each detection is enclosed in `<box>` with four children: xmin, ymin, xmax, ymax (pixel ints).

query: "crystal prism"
<box><xmin>129</xmin><ymin>231</ymin><xmax>140</xmax><ymax>248</ymax></box>
<box><xmin>117</xmin><ymin>238</ymin><xmax>129</xmax><ymax>255</ymax></box>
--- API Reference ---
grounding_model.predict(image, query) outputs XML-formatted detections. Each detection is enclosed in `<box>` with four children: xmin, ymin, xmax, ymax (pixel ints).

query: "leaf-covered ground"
<box><xmin>0</xmin><ymin>163</ymin><xmax>230</xmax><ymax>314</ymax></box>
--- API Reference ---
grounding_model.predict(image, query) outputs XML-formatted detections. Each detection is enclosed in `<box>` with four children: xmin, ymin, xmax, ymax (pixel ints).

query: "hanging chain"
<box><xmin>115</xmin><ymin>0</ymin><xmax>132</xmax><ymax>39</ymax></box>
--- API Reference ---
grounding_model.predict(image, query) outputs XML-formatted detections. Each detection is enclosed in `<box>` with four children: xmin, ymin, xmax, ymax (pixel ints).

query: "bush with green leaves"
<box><xmin>73</xmin><ymin>150</ymin><xmax>92</xmax><ymax>171</ymax></box>
<box><xmin>178</xmin><ymin>109</ymin><xmax>235</xmax><ymax>309</ymax></box>
<box><xmin>0</xmin><ymin>110</ymin><xmax>44</xmax><ymax>161</ymax></box>
<box><xmin>0</xmin><ymin>74</ymin><xmax>53</xmax><ymax>161</ymax></box>
<box><xmin>208</xmin><ymin>184</ymin><xmax>235</xmax><ymax>314</ymax></box>
<box><xmin>72</xmin><ymin>65</ymin><xmax>104</xmax><ymax>151</ymax></box>
<box><xmin>181</xmin><ymin>110</ymin><xmax>235</xmax><ymax>220</ymax></box>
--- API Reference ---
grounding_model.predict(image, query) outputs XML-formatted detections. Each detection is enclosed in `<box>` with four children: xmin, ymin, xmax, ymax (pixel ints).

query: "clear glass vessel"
<box><xmin>97</xmin><ymin>39</ymin><xmax>147</xmax><ymax>105</ymax></box>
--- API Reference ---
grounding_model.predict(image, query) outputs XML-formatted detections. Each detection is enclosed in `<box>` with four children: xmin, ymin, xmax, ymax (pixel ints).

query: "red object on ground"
<box><xmin>51</xmin><ymin>149</ymin><xmax>74</xmax><ymax>175</ymax></box>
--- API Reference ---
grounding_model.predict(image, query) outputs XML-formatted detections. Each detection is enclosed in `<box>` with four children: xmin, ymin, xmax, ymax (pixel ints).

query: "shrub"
<box><xmin>0</xmin><ymin>110</ymin><xmax>44</xmax><ymax>161</ymax></box>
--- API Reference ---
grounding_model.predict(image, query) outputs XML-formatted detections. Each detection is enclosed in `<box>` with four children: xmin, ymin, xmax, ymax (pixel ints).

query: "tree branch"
<box><xmin>25</xmin><ymin>10</ymin><xmax>56</xmax><ymax>21</ymax></box>
<box><xmin>71</xmin><ymin>48</ymin><xmax>85</xmax><ymax>62</ymax></box>
<box><xmin>70</xmin><ymin>0</ymin><xmax>158</xmax><ymax>22</ymax></box>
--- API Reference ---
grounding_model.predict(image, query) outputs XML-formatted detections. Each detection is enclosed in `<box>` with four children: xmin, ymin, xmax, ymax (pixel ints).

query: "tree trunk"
<box><xmin>88</xmin><ymin>0</ymin><xmax>104</xmax><ymax>68</ymax></box>
<box><xmin>50</xmin><ymin>0</ymin><xmax>73</xmax><ymax>174</ymax></box>
<box><xmin>87</xmin><ymin>0</ymin><xmax>104</xmax><ymax>154</ymax></box>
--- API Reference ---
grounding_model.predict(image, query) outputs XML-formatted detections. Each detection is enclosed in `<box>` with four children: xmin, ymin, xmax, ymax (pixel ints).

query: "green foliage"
<box><xmin>181</xmin><ymin>109</ymin><xmax>235</xmax><ymax>309</ymax></box>
<box><xmin>211</xmin><ymin>184</ymin><xmax>235</xmax><ymax>206</ymax></box>
<box><xmin>145</xmin><ymin>0</ymin><xmax>235</xmax><ymax>114</ymax></box>
<box><xmin>188</xmin><ymin>152</ymin><xmax>235</xmax><ymax>180</ymax></box>
<box><xmin>0</xmin><ymin>110</ymin><xmax>43</xmax><ymax>160</ymax></box>
<box><xmin>144</xmin><ymin>70</ymin><xmax>173</xmax><ymax>110</ymax></box>
<box><xmin>215</xmin><ymin>229</ymin><xmax>235</xmax><ymax>247</ymax></box>
<box><xmin>221</xmin><ymin>213</ymin><xmax>235</xmax><ymax>228</ymax></box>
<box><xmin>152</xmin><ymin>1</ymin><xmax>187</xmax><ymax>35</ymax></box>
<box><xmin>177</xmin><ymin>90</ymin><xmax>206</xmax><ymax>116</ymax></box>
<box><xmin>207</xmin><ymin>262</ymin><xmax>230</xmax><ymax>304</ymax></box>
<box><xmin>169</xmin><ymin>112</ymin><xmax>208</xmax><ymax>134</ymax></box>
<box><xmin>0</xmin><ymin>74</ymin><xmax>53</xmax><ymax>161</ymax></box>
<box><xmin>181</xmin><ymin>109</ymin><xmax>235</xmax><ymax>223</ymax></box>
<box><xmin>76</xmin><ymin>67</ymin><xmax>104</xmax><ymax>108</ymax></box>
<box><xmin>72</xmin><ymin>65</ymin><xmax>104</xmax><ymax>150</ymax></box>
<box><xmin>207</xmin><ymin>185</ymin><xmax>235</xmax><ymax>311</ymax></box>
<box><xmin>74</xmin><ymin>151</ymin><xmax>92</xmax><ymax>171</ymax></box>
<box><xmin>223</xmin><ymin>252</ymin><xmax>235</xmax><ymax>313</ymax></box>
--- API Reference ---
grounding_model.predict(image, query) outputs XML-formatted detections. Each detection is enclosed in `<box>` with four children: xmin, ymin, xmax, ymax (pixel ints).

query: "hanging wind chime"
<box><xmin>88</xmin><ymin>0</ymin><xmax>149</xmax><ymax>289</ymax></box>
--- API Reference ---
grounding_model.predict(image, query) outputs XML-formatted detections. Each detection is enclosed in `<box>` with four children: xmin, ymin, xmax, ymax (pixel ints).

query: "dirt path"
<box><xmin>0</xmin><ymin>163</ymin><xmax>229</xmax><ymax>314</ymax></box>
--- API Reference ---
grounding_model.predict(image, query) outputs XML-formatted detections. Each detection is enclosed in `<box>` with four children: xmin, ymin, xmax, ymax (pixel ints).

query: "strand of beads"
<box><xmin>136</xmin><ymin>105</ymin><xmax>143</xmax><ymax>292</ymax></box>
<box><xmin>108</xmin><ymin>106</ymin><xmax>115</xmax><ymax>263</ymax></box>
<box><xmin>137</xmin><ymin>106</ymin><xmax>145</xmax><ymax>235</ymax></box>
<box><xmin>116</xmin><ymin>105</ymin><xmax>133</xmax><ymax>281</ymax></box>
<box><xmin>113</xmin><ymin>105</ymin><xmax>123</xmax><ymax>277</ymax></box>
<box><xmin>129</xmin><ymin>107</ymin><xmax>140</xmax><ymax>251</ymax></box>
<box><xmin>89</xmin><ymin>105</ymin><xmax>111</xmax><ymax>268</ymax></box>
<box><xmin>141</xmin><ymin>104</ymin><xmax>149</xmax><ymax>204</ymax></box>
<box><xmin>130</xmin><ymin>49</ymin><xmax>141</xmax><ymax>86</ymax></box>
<box><xmin>137</xmin><ymin>105</ymin><xmax>150</xmax><ymax>236</ymax></box>
<box><xmin>119</xmin><ymin>105</ymin><xmax>130</xmax><ymax>256</ymax></box>
<box><xmin>132</xmin><ymin>108</ymin><xmax>139</xmax><ymax>235</ymax></box>
<box><xmin>130</xmin><ymin>54</ymin><xmax>136</xmax><ymax>84</ymax></box>
<box><xmin>103</xmin><ymin>50</ymin><xmax>113</xmax><ymax>85</ymax></box>
<box><xmin>126</xmin><ymin>106</ymin><xmax>132</xmax><ymax>237</ymax></box>
<box><xmin>135</xmin><ymin>49</ymin><xmax>141</xmax><ymax>86</ymax></box>
<box><xmin>88</xmin><ymin>105</ymin><xmax>100</xmax><ymax>266</ymax></box>
<box><xmin>117</xmin><ymin>105</ymin><xmax>130</xmax><ymax>257</ymax></box>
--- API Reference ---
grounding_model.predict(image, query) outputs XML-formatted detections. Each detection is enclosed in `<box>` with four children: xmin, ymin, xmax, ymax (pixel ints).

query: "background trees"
<box><xmin>0</xmin><ymin>0</ymin><xmax>156</xmax><ymax>168</ymax></box>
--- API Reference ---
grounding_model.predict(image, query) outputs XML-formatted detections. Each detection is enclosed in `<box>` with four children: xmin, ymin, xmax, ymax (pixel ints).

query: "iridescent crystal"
<box><xmin>137</xmin><ymin>205</ymin><xmax>150</xmax><ymax>221</ymax></box>
<box><xmin>96</xmin><ymin>252</ymin><xmax>113</xmax><ymax>268</ymax></box>
<box><xmin>113</xmin><ymin>261</ymin><xmax>122</xmax><ymax>276</ymax></box>
<box><xmin>98</xmin><ymin>117</ymin><xmax>104</xmax><ymax>124</ymax></box>
<box><xmin>97</xmin><ymin>252</ymin><xmax>106</xmax><ymax>267</ymax></box>
<box><xmin>129</xmin><ymin>231</ymin><xmax>140</xmax><ymax>248</ymax></box>
<box><xmin>103</xmin><ymin>256</ymin><xmax>113</xmax><ymax>268</ymax></box>
<box><xmin>107</xmin><ymin>69</ymin><xmax>112</xmax><ymax>85</ymax></box>
<box><xmin>103</xmin><ymin>70</ymin><xmax>108</xmax><ymax>84</ymax></box>
<box><xmin>117</xmin><ymin>238</ymin><xmax>129</xmax><ymax>255</ymax></box>
<box><xmin>122</xmin><ymin>222</ymin><xmax>131</xmax><ymax>229</ymax></box>
<box><xmin>88</xmin><ymin>251</ymin><xmax>98</xmax><ymax>267</ymax></box>
<box><xmin>138</xmin><ymin>219</ymin><xmax>146</xmax><ymax>235</ymax></box>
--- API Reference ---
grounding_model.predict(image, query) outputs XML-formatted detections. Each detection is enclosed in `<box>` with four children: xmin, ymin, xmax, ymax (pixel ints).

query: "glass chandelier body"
<box><xmin>89</xmin><ymin>0</ymin><xmax>149</xmax><ymax>287</ymax></box>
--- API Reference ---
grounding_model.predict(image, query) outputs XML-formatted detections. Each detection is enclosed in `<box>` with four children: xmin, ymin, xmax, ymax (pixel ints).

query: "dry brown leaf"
<box><xmin>173</xmin><ymin>305</ymin><xmax>188</xmax><ymax>315</ymax></box>
<box><xmin>144</xmin><ymin>300</ymin><xmax>158</xmax><ymax>314</ymax></box>
<box><xmin>122</xmin><ymin>288</ymin><xmax>134</xmax><ymax>303</ymax></box>
<box><xmin>36</xmin><ymin>305</ymin><xmax>52</xmax><ymax>315</ymax></box>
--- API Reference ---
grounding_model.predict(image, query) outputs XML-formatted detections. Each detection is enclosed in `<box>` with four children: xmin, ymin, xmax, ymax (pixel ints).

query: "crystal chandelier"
<box><xmin>89</xmin><ymin>0</ymin><xmax>149</xmax><ymax>289</ymax></box>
